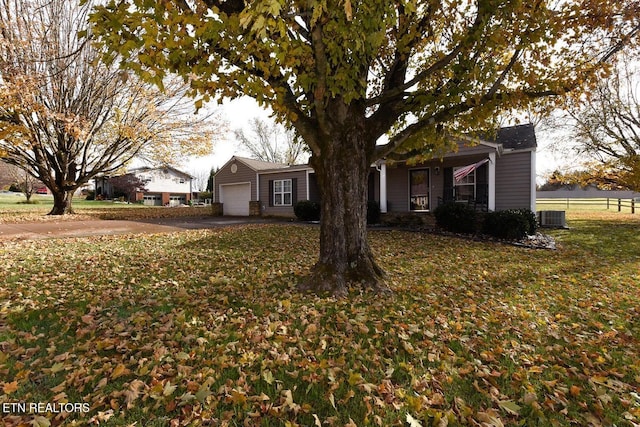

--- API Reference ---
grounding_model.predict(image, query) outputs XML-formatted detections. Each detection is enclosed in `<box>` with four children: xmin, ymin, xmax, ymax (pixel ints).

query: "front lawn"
<box><xmin>0</xmin><ymin>212</ymin><xmax>639</xmax><ymax>426</ymax></box>
<box><xmin>0</xmin><ymin>193</ymin><xmax>212</xmax><ymax>224</ymax></box>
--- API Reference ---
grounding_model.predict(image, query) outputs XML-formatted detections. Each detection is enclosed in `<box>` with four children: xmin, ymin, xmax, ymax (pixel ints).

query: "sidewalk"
<box><xmin>0</xmin><ymin>217</ymin><xmax>273</xmax><ymax>241</ymax></box>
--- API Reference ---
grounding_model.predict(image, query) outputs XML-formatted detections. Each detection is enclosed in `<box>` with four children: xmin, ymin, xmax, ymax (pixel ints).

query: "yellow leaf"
<box><xmin>163</xmin><ymin>381</ymin><xmax>177</xmax><ymax>396</ymax></box>
<box><xmin>344</xmin><ymin>0</ymin><xmax>353</xmax><ymax>21</ymax></box>
<box><xmin>50</xmin><ymin>362</ymin><xmax>65</xmax><ymax>374</ymax></box>
<box><xmin>329</xmin><ymin>392</ymin><xmax>336</xmax><ymax>409</ymax></box>
<box><xmin>262</xmin><ymin>369</ymin><xmax>274</xmax><ymax>385</ymax></box>
<box><xmin>111</xmin><ymin>364</ymin><xmax>129</xmax><ymax>379</ymax></box>
<box><xmin>31</xmin><ymin>415</ymin><xmax>51</xmax><ymax>427</ymax></box>
<box><xmin>348</xmin><ymin>372</ymin><xmax>363</xmax><ymax>385</ymax></box>
<box><xmin>3</xmin><ymin>381</ymin><xmax>18</xmax><ymax>394</ymax></box>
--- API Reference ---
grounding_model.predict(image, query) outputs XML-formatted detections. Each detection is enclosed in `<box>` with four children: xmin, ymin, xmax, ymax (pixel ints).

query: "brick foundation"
<box><xmin>211</xmin><ymin>203</ymin><xmax>223</xmax><ymax>216</ymax></box>
<box><xmin>249</xmin><ymin>201</ymin><xmax>262</xmax><ymax>217</ymax></box>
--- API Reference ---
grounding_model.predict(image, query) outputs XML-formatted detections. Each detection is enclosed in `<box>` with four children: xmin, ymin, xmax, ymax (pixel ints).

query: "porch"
<box><xmin>374</xmin><ymin>152</ymin><xmax>497</xmax><ymax>214</ymax></box>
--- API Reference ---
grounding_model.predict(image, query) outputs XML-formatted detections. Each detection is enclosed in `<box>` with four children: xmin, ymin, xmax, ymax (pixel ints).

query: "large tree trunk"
<box><xmin>49</xmin><ymin>190</ymin><xmax>75</xmax><ymax>215</ymax></box>
<box><xmin>298</xmin><ymin>119</ymin><xmax>390</xmax><ymax>297</ymax></box>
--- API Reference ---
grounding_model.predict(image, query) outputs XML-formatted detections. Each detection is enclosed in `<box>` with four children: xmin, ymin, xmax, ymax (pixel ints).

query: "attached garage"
<box><xmin>169</xmin><ymin>195</ymin><xmax>186</xmax><ymax>206</ymax></box>
<box><xmin>220</xmin><ymin>183</ymin><xmax>251</xmax><ymax>216</ymax></box>
<box><xmin>143</xmin><ymin>194</ymin><xmax>162</xmax><ymax>206</ymax></box>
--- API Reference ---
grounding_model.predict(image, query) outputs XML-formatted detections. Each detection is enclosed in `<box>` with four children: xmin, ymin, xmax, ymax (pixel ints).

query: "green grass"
<box><xmin>0</xmin><ymin>193</ymin><xmax>212</xmax><ymax>223</ymax></box>
<box><xmin>0</xmin><ymin>212</ymin><xmax>639</xmax><ymax>426</ymax></box>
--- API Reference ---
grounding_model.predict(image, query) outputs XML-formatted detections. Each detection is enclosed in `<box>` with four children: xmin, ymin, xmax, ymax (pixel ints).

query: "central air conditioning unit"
<box><xmin>538</xmin><ymin>210</ymin><xmax>567</xmax><ymax>228</ymax></box>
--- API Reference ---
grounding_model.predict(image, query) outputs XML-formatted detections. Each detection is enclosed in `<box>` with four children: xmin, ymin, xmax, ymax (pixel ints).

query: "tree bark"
<box><xmin>297</xmin><ymin>114</ymin><xmax>390</xmax><ymax>297</ymax></box>
<box><xmin>49</xmin><ymin>190</ymin><xmax>75</xmax><ymax>215</ymax></box>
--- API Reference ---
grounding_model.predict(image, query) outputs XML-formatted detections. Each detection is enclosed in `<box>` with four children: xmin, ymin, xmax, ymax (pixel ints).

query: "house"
<box><xmin>95</xmin><ymin>166</ymin><xmax>194</xmax><ymax>206</ymax></box>
<box><xmin>213</xmin><ymin>124</ymin><xmax>537</xmax><ymax>217</ymax></box>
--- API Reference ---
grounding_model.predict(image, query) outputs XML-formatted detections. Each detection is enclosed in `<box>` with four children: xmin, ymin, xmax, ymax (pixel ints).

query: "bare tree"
<box><xmin>559</xmin><ymin>51</ymin><xmax>640</xmax><ymax>189</ymax></box>
<box><xmin>0</xmin><ymin>0</ymin><xmax>223</xmax><ymax>214</ymax></box>
<box><xmin>191</xmin><ymin>168</ymin><xmax>210</xmax><ymax>192</ymax></box>
<box><xmin>234</xmin><ymin>118</ymin><xmax>307</xmax><ymax>165</ymax></box>
<box><xmin>0</xmin><ymin>161</ymin><xmax>39</xmax><ymax>200</ymax></box>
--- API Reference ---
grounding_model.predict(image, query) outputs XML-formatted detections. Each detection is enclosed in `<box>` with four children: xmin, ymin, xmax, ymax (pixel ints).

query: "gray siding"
<box><xmin>214</xmin><ymin>160</ymin><xmax>257</xmax><ymax>203</ymax></box>
<box><xmin>260</xmin><ymin>170</ymin><xmax>309</xmax><ymax>217</ymax></box>
<box><xmin>308</xmin><ymin>173</ymin><xmax>320</xmax><ymax>202</ymax></box>
<box><xmin>385</xmin><ymin>157</ymin><xmax>489</xmax><ymax>212</ymax></box>
<box><xmin>495</xmin><ymin>151</ymin><xmax>533</xmax><ymax>210</ymax></box>
<box><xmin>386</xmin><ymin>165</ymin><xmax>410</xmax><ymax>212</ymax></box>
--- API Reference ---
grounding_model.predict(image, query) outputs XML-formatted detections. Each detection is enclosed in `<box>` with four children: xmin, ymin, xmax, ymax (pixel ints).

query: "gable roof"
<box><xmin>493</xmin><ymin>124</ymin><xmax>537</xmax><ymax>150</ymax></box>
<box><xmin>226</xmin><ymin>156</ymin><xmax>289</xmax><ymax>172</ymax></box>
<box><xmin>129</xmin><ymin>165</ymin><xmax>193</xmax><ymax>179</ymax></box>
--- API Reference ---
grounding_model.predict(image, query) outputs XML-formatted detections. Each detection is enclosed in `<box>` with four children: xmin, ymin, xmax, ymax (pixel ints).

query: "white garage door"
<box><xmin>221</xmin><ymin>183</ymin><xmax>251</xmax><ymax>216</ymax></box>
<box><xmin>143</xmin><ymin>195</ymin><xmax>162</xmax><ymax>206</ymax></box>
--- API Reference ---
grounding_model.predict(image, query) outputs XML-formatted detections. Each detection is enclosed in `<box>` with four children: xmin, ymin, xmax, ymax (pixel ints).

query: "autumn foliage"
<box><xmin>1</xmin><ymin>213</ymin><xmax>639</xmax><ymax>426</ymax></box>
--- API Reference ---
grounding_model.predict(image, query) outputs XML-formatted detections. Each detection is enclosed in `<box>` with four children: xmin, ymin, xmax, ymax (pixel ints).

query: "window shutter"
<box><xmin>291</xmin><ymin>178</ymin><xmax>298</xmax><ymax>205</ymax></box>
<box><xmin>269</xmin><ymin>180</ymin><xmax>274</xmax><ymax>207</ymax></box>
<box><xmin>443</xmin><ymin>167</ymin><xmax>453</xmax><ymax>202</ymax></box>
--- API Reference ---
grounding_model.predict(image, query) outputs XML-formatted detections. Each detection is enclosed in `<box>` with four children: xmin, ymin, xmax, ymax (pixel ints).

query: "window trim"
<box><xmin>273</xmin><ymin>178</ymin><xmax>293</xmax><ymax>207</ymax></box>
<box><xmin>453</xmin><ymin>167</ymin><xmax>476</xmax><ymax>201</ymax></box>
<box><xmin>408</xmin><ymin>168</ymin><xmax>430</xmax><ymax>212</ymax></box>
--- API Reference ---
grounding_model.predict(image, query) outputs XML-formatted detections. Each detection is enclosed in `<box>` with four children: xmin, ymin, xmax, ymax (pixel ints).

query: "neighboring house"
<box><xmin>95</xmin><ymin>166</ymin><xmax>194</xmax><ymax>206</ymax></box>
<box><xmin>214</xmin><ymin>124</ymin><xmax>537</xmax><ymax>217</ymax></box>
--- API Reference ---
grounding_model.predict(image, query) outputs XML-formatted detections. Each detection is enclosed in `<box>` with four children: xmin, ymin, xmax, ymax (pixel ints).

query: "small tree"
<box><xmin>109</xmin><ymin>173</ymin><xmax>149</xmax><ymax>203</ymax></box>
<box><xmin>0</xmin><ymin>0</ymin><xmax>223</xmax><ymax>215</ymax></box>
<box><xmin>1</xmin><ymin>161</ymin><xmax>38</xmax><ymax>201</ymax></box>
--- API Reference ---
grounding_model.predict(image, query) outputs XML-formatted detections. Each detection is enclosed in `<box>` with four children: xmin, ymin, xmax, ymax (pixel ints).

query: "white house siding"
<box><xmin>495</xmin><ymin>151</ymin><xmax>534</xmax><ymax>211</ymax></box>
<box><xmin>139</xmin><ymin>169</ymin><xmax>192</xmax><ymax>194</ymax></box>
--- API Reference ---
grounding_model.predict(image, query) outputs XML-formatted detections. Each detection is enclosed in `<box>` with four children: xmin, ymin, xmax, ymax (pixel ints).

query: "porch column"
<box><xmin>488</xmin><ymin>152</ymin><xmax>496</xmax><ymax>211</ymax></box>
<box><xmin>379</xmin><ymin>162</ymin><xmax>387</xmax><ymax>213</ymax></box>
<box><xmin>530</xmin><ymin>150</ymin><xmax>537</xmax><ymax>212</ymax></box>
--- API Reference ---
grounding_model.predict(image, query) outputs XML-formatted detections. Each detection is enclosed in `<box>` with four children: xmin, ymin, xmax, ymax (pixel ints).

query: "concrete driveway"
<box><xmin>0</xmin><ymin>216</ymin><xmax>279</xmax><ymax>241</ymax></box>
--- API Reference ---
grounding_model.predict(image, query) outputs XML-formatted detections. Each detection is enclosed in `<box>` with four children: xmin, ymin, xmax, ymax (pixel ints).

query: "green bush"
<box><xmin>367</xmin><ymin>200</ymin><xmax>381</xmax><ymax>224</ymax></box>
<box><xmin>482</xmin><ymin>209</ymin><xmax>536</xmax><ymax>240</ymax></box>
<box><xmin>515</xmin><ymin>208</ymin><xmax>537</xmax><ymax>235</ymax></box>
<box><xmin>294</xmin><ymin>200</ymin><xmax>321</xmax><ymax>221</ymax></box>
<box><xmin>433</xmin><ymin>202</ymin><xmax>477</xmax><ymax>234</ymax></box>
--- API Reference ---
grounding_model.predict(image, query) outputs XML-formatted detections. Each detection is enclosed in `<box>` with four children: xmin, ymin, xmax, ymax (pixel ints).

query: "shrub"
<box><xmin>367</xmin><ymin>200</ymin><xmax>381</xmax><ymax>224</ymax></box>
<box><xmin>483</xmin><ymin>209</ymin><xmax>536</xmax><ymax>240</ymax></box>
<box><xmin>515</xmin><ymin>208</ymin><xmax>537</xmax><ymax>235</ymax></box>
<box><xmin>294</xmin><ymin>200</ymin><xmax>321</xmax><ymax>221</ymax></box>
<box><xmin>433</xmin><ymin>202</ymin><xmax>477</xmax><ymax>234</ymax></box>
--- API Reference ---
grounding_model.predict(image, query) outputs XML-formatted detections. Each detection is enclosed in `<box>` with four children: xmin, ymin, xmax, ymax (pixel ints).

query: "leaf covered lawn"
<box><xmin>1</xmin><ymin>213</ymin><xmax>639</xmax><ymax>426</ymax></box>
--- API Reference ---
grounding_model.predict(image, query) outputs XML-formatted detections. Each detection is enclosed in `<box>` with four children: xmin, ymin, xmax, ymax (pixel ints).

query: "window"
<box><xmin>453</xmin><ymin>168</ymin><xmax>475</xmax><ymax>201</ymax></box>
<box><xmin>409</xmin><ymin>169</ymin><xmax>429</xmax><ymax>211</ymax></box>
<box><xmin>273</xmin><ymin>179</ymin><xmax>292</xmax><ymax>206</ymax></box>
